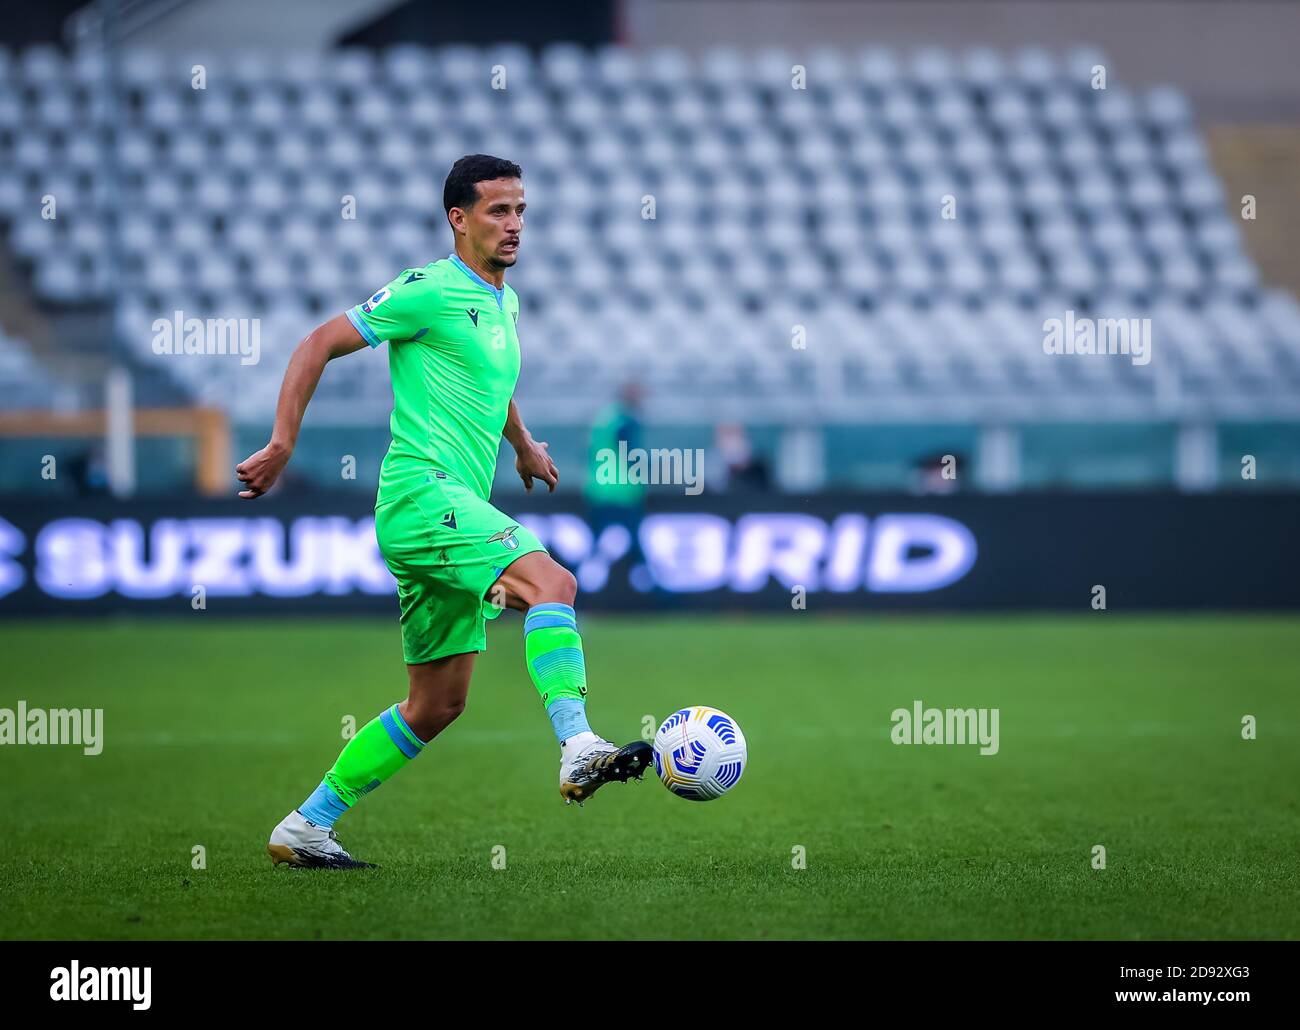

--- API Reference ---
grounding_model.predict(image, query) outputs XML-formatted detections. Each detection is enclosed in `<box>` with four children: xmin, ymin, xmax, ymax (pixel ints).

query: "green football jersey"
<box><xmin>346</xmin><ymin>254</ymin><xmax>521</xmax><ymax>502</ymax></box>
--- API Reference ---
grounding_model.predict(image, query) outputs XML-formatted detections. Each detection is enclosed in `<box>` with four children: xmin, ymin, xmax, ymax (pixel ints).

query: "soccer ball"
<box><xmin>652</xmin><ymin>706</ymin><xmax>747</xmax><ymax>801</ymax></box>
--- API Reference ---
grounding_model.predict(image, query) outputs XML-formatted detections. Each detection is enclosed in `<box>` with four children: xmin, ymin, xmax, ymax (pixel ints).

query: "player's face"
<box><xmin>466</xmin><ymin>178</ymin><xmax>526</xmax><ymax>269</ymax></box>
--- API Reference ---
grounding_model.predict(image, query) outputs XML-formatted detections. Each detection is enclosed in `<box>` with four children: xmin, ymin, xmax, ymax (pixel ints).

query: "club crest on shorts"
<box><xmin>488</xmin><ymin>526</ymin><xmax>520</xmax><ymax>550</ymax></box>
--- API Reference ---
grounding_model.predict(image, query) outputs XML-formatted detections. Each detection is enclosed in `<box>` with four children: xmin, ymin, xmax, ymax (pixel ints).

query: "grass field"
<box><xmin>1</xmin><ymin>614</ymin><xmax>1297</xmax><ymax>940</ymax></box>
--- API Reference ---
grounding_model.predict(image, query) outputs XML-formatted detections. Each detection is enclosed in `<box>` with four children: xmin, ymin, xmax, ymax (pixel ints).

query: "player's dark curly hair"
<box><xmin>443</xmin><ymin>154</ymin><xmax>523</xmax><ymax>216</ymax></box>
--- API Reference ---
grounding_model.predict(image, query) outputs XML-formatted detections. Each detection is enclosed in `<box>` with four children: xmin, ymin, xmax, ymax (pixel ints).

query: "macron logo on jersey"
<box><xmin>465</xmin><ymin>308</ymin><xmax>479</xmax><ymax>327</ymax></box>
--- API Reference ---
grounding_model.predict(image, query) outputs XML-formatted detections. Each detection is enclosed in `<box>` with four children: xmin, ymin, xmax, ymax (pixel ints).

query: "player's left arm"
<box><xmin>504</xmin><ymin>398</ymin><xmax>558</xmax><ymax>493</ymax></box>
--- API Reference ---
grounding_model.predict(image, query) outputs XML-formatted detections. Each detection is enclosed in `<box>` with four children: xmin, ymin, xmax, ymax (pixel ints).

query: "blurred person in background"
<box><xmin>66</xmin><ymin>442</ymin><xmax>110</xmax><ymax>496</ymax></box>
<box><xmin>710</xmin><ymin>421</ymin><xmax>770</xmax><ymax>493</ymax></box>
<box><xmin>911</xmin><ymin>451</ymin><xmax>965</xmax><ymax>495</ymax></box>
<box><xmin>586</xmin><ymin>381</ymin><xmax>654</xmax><ymax>591</ymax></box>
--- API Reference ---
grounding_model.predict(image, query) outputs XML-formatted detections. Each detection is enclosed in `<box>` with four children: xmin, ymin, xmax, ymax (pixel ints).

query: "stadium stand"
<box><xmin>0</xmin><ymin>327</ymin><xmax>59</xmax><ymax>410</ymax></box>
<box><xmin>2</xmin><ymin>42</ymin><xmax>1298</xmax><ymax>481</ymax></box>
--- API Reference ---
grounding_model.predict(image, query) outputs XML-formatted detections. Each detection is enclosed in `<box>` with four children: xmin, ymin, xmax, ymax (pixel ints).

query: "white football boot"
<box><xmin>559</xmin><ymin>732</ymin><xmax>653</xmax><ymax>805</ymax></box>
<box><xmin>266</xmin><ymin>810</ymin><xmax>375</xmax><ymax>869</ymax></box>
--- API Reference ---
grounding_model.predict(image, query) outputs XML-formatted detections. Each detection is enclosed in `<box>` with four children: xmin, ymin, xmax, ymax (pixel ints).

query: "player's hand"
<box><xmin>515</xmin><ymin>438</ymin><xmax>558</xmax><ymax>493</ymax></box>
<box><xmin>235</xmin><ymin>441</ymin><xmax>290</xmax><ymax>499</ymax></box>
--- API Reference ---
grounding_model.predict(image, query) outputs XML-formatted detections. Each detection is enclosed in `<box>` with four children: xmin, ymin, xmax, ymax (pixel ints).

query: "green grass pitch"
<box><xmin>1</xmin><ymin>614</ymin><xmax>1297</xmax><ymax>940</ymax></box>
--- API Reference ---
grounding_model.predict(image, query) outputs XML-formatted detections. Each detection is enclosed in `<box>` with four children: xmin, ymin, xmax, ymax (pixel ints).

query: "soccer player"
<box><xmin>236</xmin><ymin>155</ymin><xmax>652</xmax><ymax>869</ymax></box>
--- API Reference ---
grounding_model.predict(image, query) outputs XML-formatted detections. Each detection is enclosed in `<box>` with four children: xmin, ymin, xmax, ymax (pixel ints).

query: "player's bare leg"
<box><xmin>399</xmin><ymin>652</ymin><xmax>475</xmax><ymax>743</ymax></box>
<box><xmin>267</xmin><ymin>653</ymin><xmax>475</xmax><ymax>868</ymax></box>
<box><xmin>492</xmin><ymin>552</ymin><xmax>652</xmax><ymax>805</ymax></box>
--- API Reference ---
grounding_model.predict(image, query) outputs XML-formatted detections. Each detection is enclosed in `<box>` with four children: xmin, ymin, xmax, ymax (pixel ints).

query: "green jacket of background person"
<box><xmin>585</xmin><ymin>395</ymin><xmax>647</xmax><ymax>511</ymax></box>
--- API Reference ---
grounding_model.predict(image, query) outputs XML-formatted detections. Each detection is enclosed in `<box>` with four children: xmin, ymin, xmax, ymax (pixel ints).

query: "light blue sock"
<box><xmin>299</xmin><ymin>780</ymin><xmax>348</xmax><ymax>829</ymax></box>
<box><xmin>547</xmin><ymin>697</ymin><xmax>592</xmax><ymax>744</ymax></box>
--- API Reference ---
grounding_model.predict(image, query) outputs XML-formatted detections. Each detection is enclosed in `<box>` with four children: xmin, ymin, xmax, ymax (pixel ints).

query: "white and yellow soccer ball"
<box><xmin>652</xmin><ymin>706</ymin><xmax>747</xmax><ymax>801</ymax></box>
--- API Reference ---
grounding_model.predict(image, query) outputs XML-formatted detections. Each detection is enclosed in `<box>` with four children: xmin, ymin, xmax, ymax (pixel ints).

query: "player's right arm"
<box><xmin>235</xmin><ymin>313</ymin><xmax>366</xmax><ymax>499</ymax></box>
<box><xmin>236</xmin><ymin>272</ymin><xmax>438</xmax><ymax>498</ymax></box>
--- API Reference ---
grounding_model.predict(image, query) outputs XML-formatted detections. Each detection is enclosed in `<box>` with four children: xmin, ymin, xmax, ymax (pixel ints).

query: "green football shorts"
<box><xmin>374</xmin><ymin>469</ymin><xmax>546</xmax><ymax>664</ymax></box>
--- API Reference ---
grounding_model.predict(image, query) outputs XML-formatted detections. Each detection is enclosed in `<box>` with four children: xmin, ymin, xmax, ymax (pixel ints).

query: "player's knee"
<box><xmin>440</xmin><ymin>697</ymin><xmax>467</xmax><ymax>725</ymax></box>
<box><xmin>402</xmin><ymin>695</ymin><xmax>466</xmax><ymax>741</ymax></box>
<box><xmin>559</xmin><ymin>566</ymin><xmax>578</xmax><ymax>604</ymax></box>
<box><xmin>543</xmin><ymin>563</ymin><xmax>577</xmax><ymax>606</ymax></box>
<box><xmin>506</xmin><ymin>555</ymin><xmax>576</xmax><ymax>608</ymax></box>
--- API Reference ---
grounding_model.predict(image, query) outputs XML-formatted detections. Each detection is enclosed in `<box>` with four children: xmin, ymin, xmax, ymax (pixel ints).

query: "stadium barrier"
<box><xmin>1</xmin><ymin>492</ymin><xmax>1296</xmax><ymax>614</ymax></box>
<box><xmin>0</xmin><ymin>407</ymin><xmax>232</xmax><ymax>496</ymax></box>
